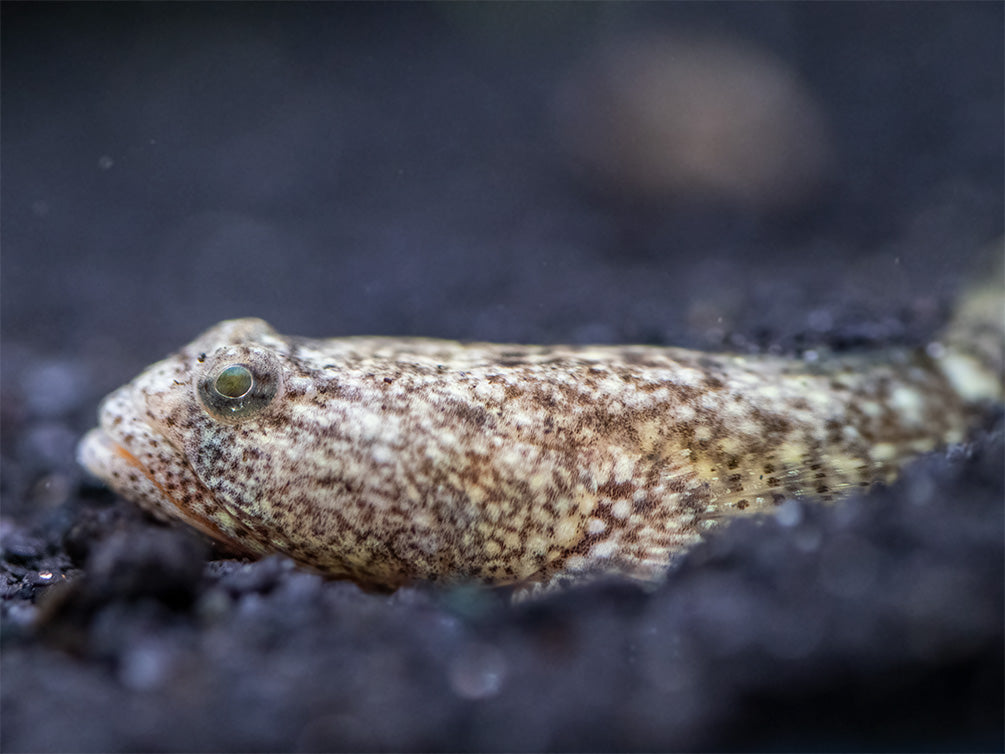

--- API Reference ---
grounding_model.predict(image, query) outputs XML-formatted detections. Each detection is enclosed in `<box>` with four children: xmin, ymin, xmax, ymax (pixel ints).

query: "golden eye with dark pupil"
<box><xmin>214</xmin><ymin>364</ymin><xmax>254</xmax><ymax>398</ymax></box>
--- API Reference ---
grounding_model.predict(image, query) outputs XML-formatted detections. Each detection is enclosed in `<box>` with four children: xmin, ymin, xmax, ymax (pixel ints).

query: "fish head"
<box><xmin>77</xmin><ymin>318</ymin><xmax>296</xmax><ymax>558</ymax></box>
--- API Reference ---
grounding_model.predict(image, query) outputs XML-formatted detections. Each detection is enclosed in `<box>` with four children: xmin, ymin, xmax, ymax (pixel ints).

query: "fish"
<box><xmin>77</xmin><ymin>244</ymin><xmax>1003</xmax><ymax>590</ymax></box>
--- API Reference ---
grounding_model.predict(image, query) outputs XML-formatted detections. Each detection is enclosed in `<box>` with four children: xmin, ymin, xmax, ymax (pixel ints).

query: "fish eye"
<box><xmin>214</xmin><ymin>364</ymin><xmax>254</xmax><ymax>398</ymax></box>
<box><xmin>197</xmin><ymin>349</ymin><xmax>281</xmax><ymax>422</ymax></box>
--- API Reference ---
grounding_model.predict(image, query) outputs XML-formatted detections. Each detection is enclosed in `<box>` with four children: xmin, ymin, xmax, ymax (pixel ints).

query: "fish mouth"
<box><xmin>77</xmin><ymin>412</ymin><xmax>239</xmax><ymax>548</ymax></box>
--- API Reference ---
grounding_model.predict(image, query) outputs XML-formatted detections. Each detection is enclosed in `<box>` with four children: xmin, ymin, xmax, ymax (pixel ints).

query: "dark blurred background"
<box><xmin>4</xmin><ymin>3</ymin><xmax>1002</xmax><ymax>357</ymax></box>
<box><xmin>1</xmin><ymin>3</ymin><xmax>1002</xmax><ymax>752</ymax></box>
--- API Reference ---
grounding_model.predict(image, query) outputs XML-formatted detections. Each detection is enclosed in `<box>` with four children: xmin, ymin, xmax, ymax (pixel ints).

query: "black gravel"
<box><xmin>2</xmin><ymin>4</ymin><xmax>1002</xmax><ymax>752</ymax></box>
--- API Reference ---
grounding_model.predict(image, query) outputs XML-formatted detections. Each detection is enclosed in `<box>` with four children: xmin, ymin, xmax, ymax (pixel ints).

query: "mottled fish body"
<box><xmin>78</xmin><ymin>245</ymin><xmax>1003</xmax><ymax>589</ymax></box>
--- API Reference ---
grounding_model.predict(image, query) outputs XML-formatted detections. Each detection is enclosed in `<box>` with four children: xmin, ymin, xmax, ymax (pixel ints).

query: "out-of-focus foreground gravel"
<box><xmin>2</xmin><ymin>3</ymin><xmax>1002</xmax><ymax>751</ymax></box>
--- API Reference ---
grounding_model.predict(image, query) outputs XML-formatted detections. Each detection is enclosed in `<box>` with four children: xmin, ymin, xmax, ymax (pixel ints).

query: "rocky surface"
<box><xmin>2</xmin><ymin>4</ymin><xmax>1002</xmax><ymax>751</ymax></box>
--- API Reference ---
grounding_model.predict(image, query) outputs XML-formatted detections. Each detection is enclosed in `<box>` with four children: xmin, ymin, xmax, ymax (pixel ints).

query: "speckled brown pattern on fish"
<box><xmin>78</xmin><ymin>243</ymin><xmax>1004</xmax><ymax>589</ymax></box>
